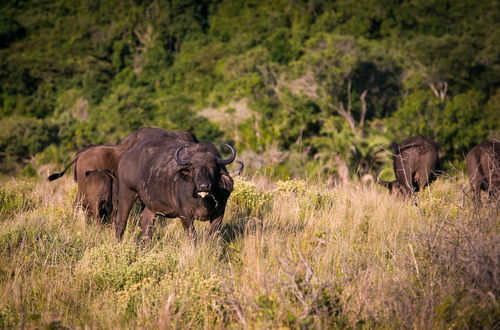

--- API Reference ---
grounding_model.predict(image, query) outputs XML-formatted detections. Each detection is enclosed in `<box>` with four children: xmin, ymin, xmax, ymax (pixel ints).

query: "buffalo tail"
<box><xmin>47</xmin><ymin>158</ymin><xmax>77</xmax><ymax>182</ymax></box>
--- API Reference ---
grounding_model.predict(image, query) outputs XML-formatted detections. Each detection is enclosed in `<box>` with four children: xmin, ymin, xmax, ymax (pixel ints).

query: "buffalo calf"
<box><xmin>78</xmin><ymin>170</ymin><xmax>115</xmax><ymax>223</ymax></box>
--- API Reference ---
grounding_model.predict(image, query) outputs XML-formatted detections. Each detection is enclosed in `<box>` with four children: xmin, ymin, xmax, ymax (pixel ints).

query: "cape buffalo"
<box><xmin>466</xmin><ymin>140</ymin><xmax>500</xmax><ymax>203</ymax></box>
<box><xmin>114</xmin><ymin>132</ymin><xmax>236</xmax><ymax>240</ymax></box>
<box><xmin>78</xmin><ymin>169</ymin><xmax>116</xmax><ymax>223</ymax></box>
<box><xmin>379</xmin><ymin>136</ymin><xmax>440</xmax><ymax>197</ymax></box>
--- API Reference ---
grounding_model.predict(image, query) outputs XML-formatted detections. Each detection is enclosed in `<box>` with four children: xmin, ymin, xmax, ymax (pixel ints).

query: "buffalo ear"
<box><xmin>174</xmin><ymin>168</ymin><xmax>191</xmax><ymax>182</ymax></box>
<box><xmin>218</xmin><ymin>172</ymin><xmax>234</xmax><ymax>192</ymax></box>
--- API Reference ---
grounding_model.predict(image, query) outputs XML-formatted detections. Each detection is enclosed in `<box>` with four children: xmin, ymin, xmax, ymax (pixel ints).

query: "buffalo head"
<box><xmin>174</xmin><ymin>143</ymin><xmax>235</xmax><ymax>198</ymax></box>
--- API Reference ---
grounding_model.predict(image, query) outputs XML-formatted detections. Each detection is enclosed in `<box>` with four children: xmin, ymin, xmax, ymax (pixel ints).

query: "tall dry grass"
<box><xmin>0</xmin><ymin>174</ymin><xmax>498</xmax><ymax>328</ymax></box>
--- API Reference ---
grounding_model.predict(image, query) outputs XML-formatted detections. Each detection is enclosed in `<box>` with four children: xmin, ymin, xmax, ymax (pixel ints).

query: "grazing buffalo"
<box><xmin>466</xmin><ymin>140</ymin><xmax>500</xmax><ymax>202</ymax></box>
<box><xmin>114</xmin><ymin>132</ymin><xmax>237</xmax><ymax>240</ymax></box>
<box><xmin>78</xmin><ymin>170</ymin><xmax>115</xmax><ymax>223</ymax></box>
<box><xmin>379</xmin><ymin>136</ymin><xmax>440</xmax><ymax>197</ymax></box>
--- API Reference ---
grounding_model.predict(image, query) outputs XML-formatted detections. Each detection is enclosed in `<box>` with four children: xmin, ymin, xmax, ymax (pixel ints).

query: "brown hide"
<box><xmin>73</xmin><ymin>145</ymin><xmax>127</xmax><ymax>183</ymax></box>
<box><xmin>466</xmin><ymin>140</ymin><xmax>500</xmax><ymax>202</ymax></box>
<box><xmin>78</xmin><ymin>170</ymin><xmax>115</xmax><ymax>223</ymax></box>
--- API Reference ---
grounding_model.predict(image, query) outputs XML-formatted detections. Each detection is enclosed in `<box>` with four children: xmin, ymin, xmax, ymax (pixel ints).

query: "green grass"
<box><xmin>0</xmin><ymin>175</ymin><xmax>498</xmax><ymax>328</ymax></box>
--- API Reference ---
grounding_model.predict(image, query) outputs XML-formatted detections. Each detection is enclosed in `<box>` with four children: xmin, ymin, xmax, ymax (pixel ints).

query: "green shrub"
<box><xmin>0</xmin><ymin>181</ymin><xmax>38</xmax><ymax>219</ymax></box>
<box><xmin>77</xmin><ymin>244</ymin><xmax>178</xmax><ymax>290</ymax></box>
<box><xmin>229</xmin><ymin>177</ymin><xmax>271</xmax><ymax>216</ymax></box>
<box><xmin>0</xmin><ymin>117</ymin><xmax>59</xmax><ymax>169</ymax></box>
<box><xmin>275</xmin><ymin>179</ymin><xmax>334</xmax><ymax>210</ymax></box>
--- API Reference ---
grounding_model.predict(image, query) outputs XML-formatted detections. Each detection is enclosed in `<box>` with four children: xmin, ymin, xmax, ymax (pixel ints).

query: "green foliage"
<box><xmin>0</xmin><ymin>14</ymin><xmax>25</xmax><ymax>48</ymax></box>
<box><xmin>0</xmin><ymin>0</ymin><xmax>498</xmax><ymax>176</ymax></box>
<box><xmin>0</xmin><ymin>117</ymin><xmax>59</xmax><ymax>170</ymax></box>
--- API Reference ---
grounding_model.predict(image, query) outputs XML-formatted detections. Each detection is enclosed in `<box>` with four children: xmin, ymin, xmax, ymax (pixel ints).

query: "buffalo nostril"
<box><xmin>198</xmin><ymin>183</ymin><xmax>211</xmax><ymax>191</ymax></box>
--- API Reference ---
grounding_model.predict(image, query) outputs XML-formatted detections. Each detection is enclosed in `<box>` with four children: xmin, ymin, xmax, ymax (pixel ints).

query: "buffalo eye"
<box><xmin>174</xmin><ymin>168</ymin><xmax>191</xmax><ymax>182</ymax></box>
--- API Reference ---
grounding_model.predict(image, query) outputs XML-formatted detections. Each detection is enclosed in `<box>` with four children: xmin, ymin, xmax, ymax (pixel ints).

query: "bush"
<box><xmin>0</xmin><ymin>180</ymin><xmax>38</xmax><ymax>219</ymax></box>
<box><xmin>77</xmin><ymin>244</ymin><xmax>178</xmax><ymax>290</ymax></box>
<box><xmin>229</xmin><ymin>177</ymin><xmax>271</xmax><ymax>216</ymax></box>
<box><xmin>275</xmin><ymin>179</ymin><xmax>334</xmax><ymax>210</ymax></box>
<box><xmin>0</xmin><ymin>117</ymin><xmax>59</xmax><ymax>163</ymax></box>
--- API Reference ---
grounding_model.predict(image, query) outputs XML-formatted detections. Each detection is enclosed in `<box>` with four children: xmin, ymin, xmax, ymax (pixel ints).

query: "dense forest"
<box><xmin>1</xmin><ymin>0</ymin><xmax>499</xmax><ymax>179</ymax></box>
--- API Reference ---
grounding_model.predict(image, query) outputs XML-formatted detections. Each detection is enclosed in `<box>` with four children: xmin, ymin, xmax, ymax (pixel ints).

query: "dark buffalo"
<box><xmin>466</xmin><ymin>140</ymin><xmax>500</xmax><ymax>202</ymax></box>
<box><xmin>379</xmin><ymin>136</ymin><xmax>440</xmax><ymax>197</ymax></box>
<box><xmin>114</xmin><ymin>132</ymin><xmax>236</xmax><ymax>240</ymax></box>
<box><xmin>78</xmin><ymin>170</ymin><xmax>115</xmax><ymax>223</ymax></box>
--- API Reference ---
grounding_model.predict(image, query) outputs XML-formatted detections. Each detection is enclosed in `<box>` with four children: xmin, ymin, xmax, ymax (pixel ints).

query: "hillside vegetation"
<box><xmin>1</xmin><ymin>0</ymin><xmax>499</xmax><ymax>178</ymax></box>
<box><xmin>0</xmin><ymin>174</ymin><xmax>498</xmax><ymax>328</ymax></box>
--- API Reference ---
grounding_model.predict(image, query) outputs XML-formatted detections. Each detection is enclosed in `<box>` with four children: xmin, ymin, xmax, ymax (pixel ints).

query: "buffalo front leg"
<box><xmin>114</xmin><ymin>188</ymin><xmax>138</xmax><ymax>241</ymax></box>
<box><xmin>139</xmin><ymin>208</ymin><xmax>157</xmax><ymax>240</ymax></box>
<box><xmin>469</xmin><ymin>179</ymin><xmax>482</xmax><ymax>206</ymax></box>
<box><xmin>180</xmin><ymin>217</ymin><xmax>196</xmax><ymax>238</ymax></box>
<box><xmin>208</xmin><ymin>216</ymin><xmax>223</xmax><ymax>236</ymax></box>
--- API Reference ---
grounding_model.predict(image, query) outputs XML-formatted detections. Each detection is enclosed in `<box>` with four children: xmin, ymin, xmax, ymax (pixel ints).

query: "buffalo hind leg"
<box><xmin>114</xmin><ymin>188</ymin><xmax>138</xmax><ymax>241</ymax></box>
<box><xmin>139</xmin><ymin>208</ymin><xmax>156</xmax><ymax>240</ymax></box>
<box><xmin>399</xmin><ymin>169</ymin><xmax>415</xmax><ymax>200</ymax></box>
<box><xmin>395</xmin><ymin>156</ymin><xmax>415</xmax><ymax>200</ymax></box>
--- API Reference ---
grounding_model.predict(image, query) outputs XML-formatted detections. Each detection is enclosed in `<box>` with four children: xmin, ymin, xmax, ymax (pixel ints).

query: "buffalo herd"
<box><xmin>48</xmin><ymin>128</ymin><xmax>499</xmax><ymax>240</ymax></box>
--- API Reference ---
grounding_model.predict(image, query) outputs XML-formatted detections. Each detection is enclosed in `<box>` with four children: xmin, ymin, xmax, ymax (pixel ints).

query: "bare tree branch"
<box><xmin>359</xmin><ymin>90</ymin><xmax>368</xmax><ymax>128</ymax></box>
<box><xmin>429</xmin><ymin>82</ymin><xmax>440</xmax><ymax>99</ymax></box>
<box><xmin>347</xmin><ymin>78</ymin><xmax>352</xmax><ymax>115</ymax></box>
<box><xmin>329</xmin><ymin>102</ymin><xmax>356</xmax><ymax>131</ymax></box>
<box><xmin>429</xmin><ymin>81</ymin><xmax>447</xmax><ymax>101</ymax></box>
<box><xmin>441</xmin><ymin>81</ymin><xmax>448</xmax><ymax>101</ymax></box>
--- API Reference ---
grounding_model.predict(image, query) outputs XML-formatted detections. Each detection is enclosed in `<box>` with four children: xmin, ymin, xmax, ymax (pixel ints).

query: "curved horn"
<box><xmin>174</xmin><ymin>144</ymin><xmax>191</xmax><ymax>166</ymax></box>
<box><xmin>216</xmin><ymin>144</ymin><xmax>236</xmax><ymax>165</ymax></box>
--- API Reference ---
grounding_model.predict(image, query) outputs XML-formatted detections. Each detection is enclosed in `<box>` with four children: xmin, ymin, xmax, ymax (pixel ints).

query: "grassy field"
<box><xmin>0</xmin><ymin>174</ymin><xmax>498</xmax><ymax>329</ymax></box>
